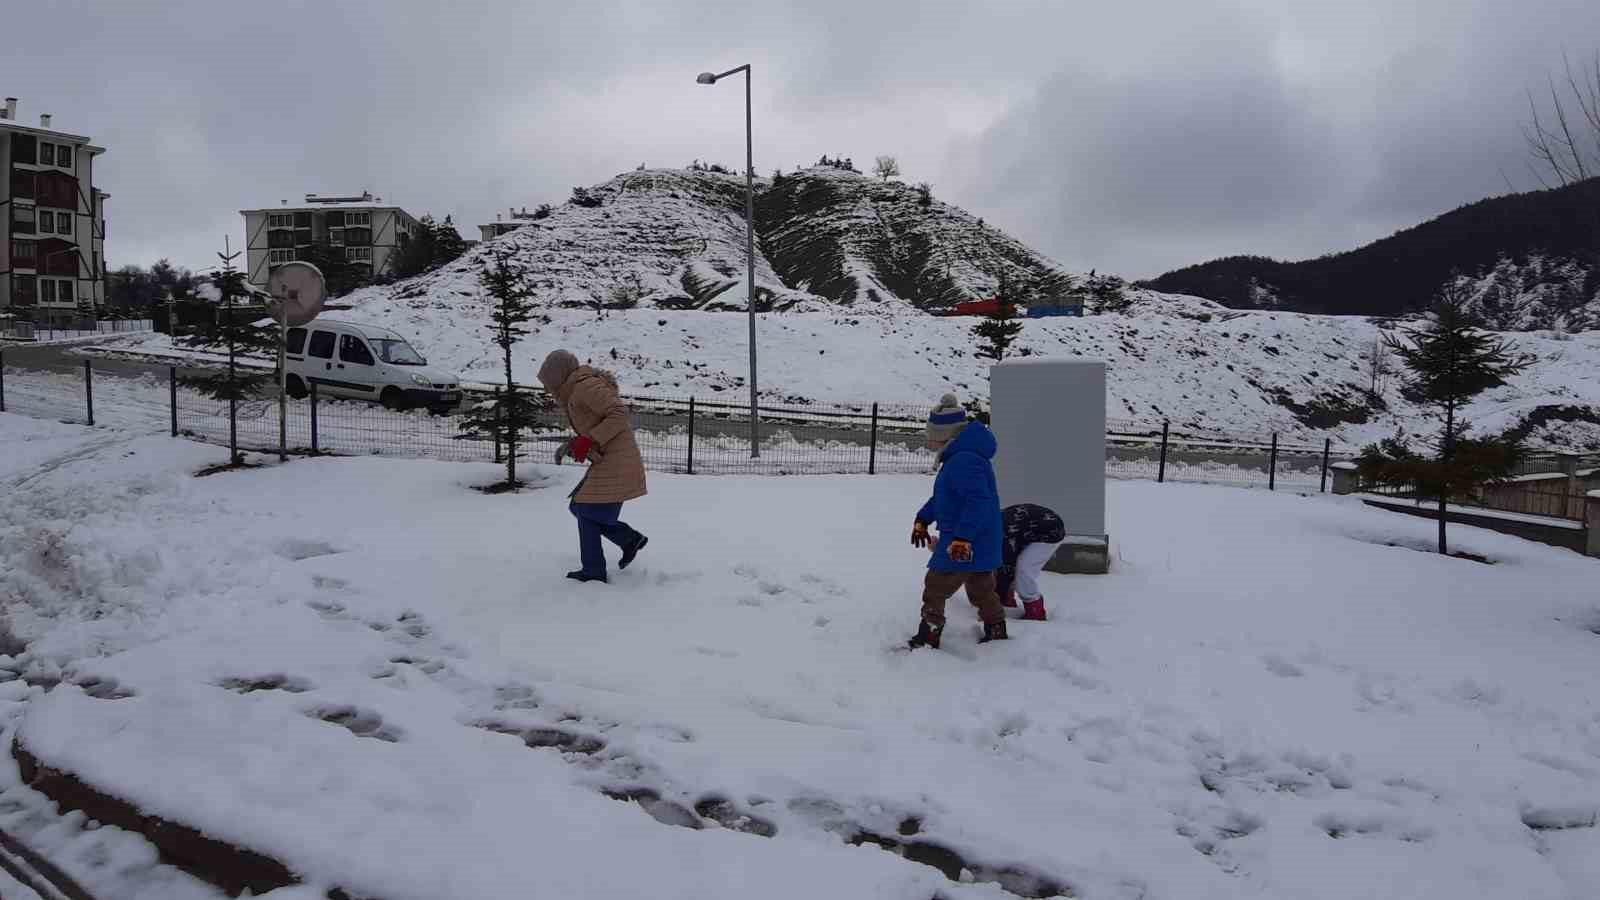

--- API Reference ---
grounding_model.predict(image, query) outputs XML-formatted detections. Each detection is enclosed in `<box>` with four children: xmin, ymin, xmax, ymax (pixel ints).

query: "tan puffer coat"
<box><xmin>558</xmin><ymin>366</ymin><xmax>647</xmax><ymax>504</ymax></box>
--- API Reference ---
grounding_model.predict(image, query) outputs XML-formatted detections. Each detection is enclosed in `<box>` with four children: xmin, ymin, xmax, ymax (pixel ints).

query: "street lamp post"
<box><xmin>696</xmin><ymin>63</ymin><xmax>759</xmax><ymax>459</ymax></box>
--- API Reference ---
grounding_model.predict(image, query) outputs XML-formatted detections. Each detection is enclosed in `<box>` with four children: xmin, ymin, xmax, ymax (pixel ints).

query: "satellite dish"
<box><xmin>267</xmin><ymin>261</ymin><xmax>327</xmax><ymax>327</ymax></box>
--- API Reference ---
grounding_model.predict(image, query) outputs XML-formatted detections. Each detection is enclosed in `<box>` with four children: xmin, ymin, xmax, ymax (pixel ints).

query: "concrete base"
<box><xmin>1045</xmin><ymin>535</ymin><xmax>1111</xmax><ymax>575</ymax></box>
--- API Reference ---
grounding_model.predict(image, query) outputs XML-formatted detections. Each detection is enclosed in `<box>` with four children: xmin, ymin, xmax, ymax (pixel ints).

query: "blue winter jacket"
<box><xmin>915</xmin><ymin>422</ymin><xmax>1003</xmax><ymax>573</ymax></box>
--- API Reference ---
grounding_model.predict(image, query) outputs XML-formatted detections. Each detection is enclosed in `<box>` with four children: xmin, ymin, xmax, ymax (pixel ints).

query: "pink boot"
<box><xmin>1021</xmin><ymin>596</ymin><xmax>1047</xmax><ymax>621</ymax></box>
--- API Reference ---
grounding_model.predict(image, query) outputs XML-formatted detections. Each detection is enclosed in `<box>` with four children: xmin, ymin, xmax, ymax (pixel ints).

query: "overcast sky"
<box><xmin>9</xmin><ymin>0</ymin><xmax>1598</xmax><ymax>279</ymax></box>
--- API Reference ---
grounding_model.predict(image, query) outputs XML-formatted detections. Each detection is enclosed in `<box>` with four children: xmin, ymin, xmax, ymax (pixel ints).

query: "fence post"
<box><xmin>84</xmin><ymin>359</ymin><xmax>94</xmax><ymax>426</ymax></box>
<box><xmin>1320</xmin><ymin>437</ymin><xmax>1331</xmax><ymax>493</ymax></box>
<box><xmin>869</xmin><ymin>402</ymin><xmax>880</xmax><ymax>475</ymax></box>
<box><xmin>1157</xmin><ymin>421</ymin><xmax>1170</xmax><ymax>483</ymax></box>
<box><xmin>687</xmin><ymin>396</ymin><xmax>696</xmax><ymax>475</ymax></box>
<box><xmin>0</xmin><ymin>349</ymin><xmax>6</xmax><ymax>413</ymax></box>
<box><xmin>310</xmin><ymin>380</ymin><xmax>320</xmax><ymax>454</ymax></box>
<box><xmin>493</xmin><ymin>388</ymin><xmax>502</xmax><ymax>464</ymax></box>
<box><xmin>1268</xmin><ymin>432</ymin><xmax>1279</xmax><ymax>491</ymax></box>
<box><xmin>169</xmin><ymin>366</ymin><xmax>178</xmax><ymax>437</ymax></box>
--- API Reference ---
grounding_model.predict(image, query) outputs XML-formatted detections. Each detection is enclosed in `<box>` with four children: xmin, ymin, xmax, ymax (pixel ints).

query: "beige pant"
<box><xmin>921</xmin><ymin>570</ymin><xmax>1003</xmax><ymax>627</ymax></box>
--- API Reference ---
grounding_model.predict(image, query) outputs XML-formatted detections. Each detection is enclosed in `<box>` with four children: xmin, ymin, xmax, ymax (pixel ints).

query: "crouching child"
<box><xmin>997</xmin><ymin>503</ymin><xmax>1066</xmax><ymax>622</ymax></box>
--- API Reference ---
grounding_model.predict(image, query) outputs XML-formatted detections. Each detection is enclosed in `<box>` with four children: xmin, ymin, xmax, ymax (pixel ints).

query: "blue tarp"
<box><xmin>1026</xmin><ymin>306</ymin><xmax>1083</xmax><ymax>318</ymax></box>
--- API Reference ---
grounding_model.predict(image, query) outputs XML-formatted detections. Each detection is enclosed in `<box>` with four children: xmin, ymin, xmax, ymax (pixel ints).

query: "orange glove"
<box><xmin>947</xmin><ymin>539</ymin><xmax>974</xmax><ymax>563</ymax></box>
<box><xmin>911</xmin><ymin>521</ymin><xmax>931</xmax><ymax>548</ymax></box>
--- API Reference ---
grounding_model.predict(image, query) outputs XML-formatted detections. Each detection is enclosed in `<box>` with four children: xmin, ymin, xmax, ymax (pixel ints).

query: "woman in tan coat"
<box><xmin>538</xmin><ymin>350</ymin><xmax>648</xmax><ymax>583</ymax></box>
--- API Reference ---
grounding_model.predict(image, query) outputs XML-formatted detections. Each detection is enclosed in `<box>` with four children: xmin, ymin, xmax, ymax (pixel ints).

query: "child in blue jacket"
<box><xmin>907</xmin><ymin>393</ymin><xmax>1006</xmax><ymax>650</ymax></box>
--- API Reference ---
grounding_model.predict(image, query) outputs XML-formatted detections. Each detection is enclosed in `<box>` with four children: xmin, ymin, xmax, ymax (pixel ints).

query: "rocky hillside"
<box><xmin>348</xmin><ymin>165</ymin><xmax>1074</xmax><ymax>315</ymax></box>
<box><xmin>1145</xmin><ymin>178</ymin><xmax>1600</xmax><ymax>330</ymax></box>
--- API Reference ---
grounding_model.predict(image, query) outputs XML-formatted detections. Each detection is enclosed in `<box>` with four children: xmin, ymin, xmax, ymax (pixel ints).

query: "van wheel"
<box><xmin>285</xmin><ymin>375</ymin><xmax>308</xmax><ymax>400</ymax></box>
<box><xmin>380</xmin><ymin>387</ymin><xmax>406</xmax><ymax>410</ymax></box>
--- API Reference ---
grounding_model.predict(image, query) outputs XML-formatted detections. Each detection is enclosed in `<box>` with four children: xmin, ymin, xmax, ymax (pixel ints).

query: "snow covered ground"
<box><xmin>5</xmin><ymin>413</ymin><xmax>1600</xmax><ymax>899</ymax></box>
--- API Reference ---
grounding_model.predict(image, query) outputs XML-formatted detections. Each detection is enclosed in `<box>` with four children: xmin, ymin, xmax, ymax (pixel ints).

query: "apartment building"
<box><xmin>241</xmin><ymin>192</ymin><xmax>420</xmax><ymax>288</ymax></box>
<box><xmin>478</xmin><ymin>206</ymin><xmax>545</xmax><ymax>243</ymax></box>
<box><xmin>0</xmin><ymin>98</ymin><xmax>108</xmax><ymax>324</ymax></box>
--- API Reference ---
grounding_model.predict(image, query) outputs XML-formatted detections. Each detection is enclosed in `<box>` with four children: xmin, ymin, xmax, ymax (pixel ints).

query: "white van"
<box><xmin>283</xmin><ymin>320</ymin><xmax>462</xmax><ymax>413</ymax></box>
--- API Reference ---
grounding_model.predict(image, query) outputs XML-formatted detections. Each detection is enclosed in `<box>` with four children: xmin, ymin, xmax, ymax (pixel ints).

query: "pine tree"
<box><xmin>1357</xmin><ymin>282</ymin><xmax>1532</xmax><ymax>554</ymax></box>
<box><xmin>295</xmin><ymin>241</ymin><xmax>369</xmax><ymax>297</ymax></box>
<box><xmin>972</xmin><ymin>275</ymin><xmax>1024</xmax><ymax>361</ymax></box>
<box><xmin>457</xmin><ymin>248</ymin><xmax>552</xmax><ymax>490</ymax></box>
<box><xmin>1086</xmin><ymin>271</ymin><xmax>1133</xmax><ymax>314</ymax></box>
<box><xmin>432</xmin><ymin>216</ymin><xmax>468</xmax><ymax>263</ymax></box>
<box><xmin>180</xmin><ymin>240</ymin><xmax>278</xmax><ymax>467</ymax></box>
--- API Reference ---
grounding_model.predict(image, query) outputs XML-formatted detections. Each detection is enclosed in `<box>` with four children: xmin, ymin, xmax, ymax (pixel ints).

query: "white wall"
<box><xmin>991</xmin><ymin>358</ymin><xmax>1107</xmax><ymax>537</ymax></box>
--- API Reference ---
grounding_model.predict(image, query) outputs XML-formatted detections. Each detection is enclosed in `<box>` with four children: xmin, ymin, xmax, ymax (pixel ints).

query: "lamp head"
<box><xmin>696</xmin><ymin>72</ymin><xmax>718</xmax><ymax>84</ymax></box>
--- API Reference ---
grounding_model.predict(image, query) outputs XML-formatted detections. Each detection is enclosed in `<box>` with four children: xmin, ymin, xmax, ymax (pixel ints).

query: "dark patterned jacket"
<box><xmin>998</xmin><ymin>503</ymin><xmax>1066</xmax><ymax>582</ymax></box>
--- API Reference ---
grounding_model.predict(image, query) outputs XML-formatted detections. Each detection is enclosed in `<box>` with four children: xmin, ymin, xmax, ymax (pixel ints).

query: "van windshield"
<box><xmin>372</xmin><ymin>339</ymin><xmax>426</xmax><ymax>365</ymax></box>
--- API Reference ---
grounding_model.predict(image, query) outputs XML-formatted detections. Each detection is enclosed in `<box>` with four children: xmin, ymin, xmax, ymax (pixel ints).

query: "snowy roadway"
<box><xmin>3</xmin><ymin>413</ymin><xmax>1600</xmax><ymax>898</ymax></box>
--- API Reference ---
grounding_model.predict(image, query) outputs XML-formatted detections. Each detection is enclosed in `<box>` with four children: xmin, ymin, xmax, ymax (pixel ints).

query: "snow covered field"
<box><xmin>98</xmin><ymin>297</ymin><xmax>1600</xmax><ymax>451</ymax></box>
<box><xmin>4</xmin><ymin>413</ymin><xmax>1600</xmax><ymax>898</ymax></box>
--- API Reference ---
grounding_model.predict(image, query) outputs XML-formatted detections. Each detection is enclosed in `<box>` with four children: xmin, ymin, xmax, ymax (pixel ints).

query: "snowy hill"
<box><xmin>1146</xmin><ymin>178</ymin><xmax>1600</xmax><ymax>328</ymax></box>
<box><xmin>349</xmin><ymin>165</ymin><xmax>1074</xmax><ymax>314</ymax></box>
<box><xmin>319</xmin><ymin>166</ymin><xmax>1600</xmax><ymax>450</ymax></box>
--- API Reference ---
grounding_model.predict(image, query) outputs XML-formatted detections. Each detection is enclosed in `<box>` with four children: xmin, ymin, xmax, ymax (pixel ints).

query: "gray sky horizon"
<box><xmin>9</xmin><ymin>0</ymin><xmax>1597</xmax><ymax>281</ymax></box>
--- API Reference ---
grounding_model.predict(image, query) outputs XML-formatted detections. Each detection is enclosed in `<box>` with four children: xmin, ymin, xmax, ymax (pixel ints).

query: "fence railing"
<box><xmin>1359</xmin><ymin>470</ymin><xmax>1592</xmax><ymax>523</ymax></box>
<box><xmin>1</xmin><ymin>355</ymin><xmax>1366</xmax><ymax>489</ymax></box>
<box><xmin>0</xmin><ymin>318</ymin><xmax>154</xmax><ymax>342</ymax></box>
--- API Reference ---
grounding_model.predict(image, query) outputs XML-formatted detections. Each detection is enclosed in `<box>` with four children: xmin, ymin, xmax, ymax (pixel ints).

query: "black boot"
<box><xmin>907</xmin><ymin>620</ymin><xmax>943</xmax><ymax>650</ymax></box>
<box><xmin>566</xmin><ymin>570</ymin><xmax>607</xmax><ymax>584</ymax></box>
<box><xmin>619</xmin><ymin>533</ymin><xmax>648</xmax><ymax>570</ymax></box>
<box><xmin>978</xmin><ymin>620</ymin><xmax>1008</xmax><ymax>643</ymax></box>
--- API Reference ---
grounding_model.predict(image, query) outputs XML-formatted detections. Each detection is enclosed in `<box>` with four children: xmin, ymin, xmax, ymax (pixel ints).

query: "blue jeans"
<box><xmin>570</xmin><ymin>502</ymin><xmax>640</xmax><ymax>577</ymax></box>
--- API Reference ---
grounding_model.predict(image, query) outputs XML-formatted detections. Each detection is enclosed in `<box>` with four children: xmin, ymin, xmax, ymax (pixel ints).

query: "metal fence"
<box><xmin>0</xmin><ymin>318</ymin><xmax>154</xmax><ymax>342</ymax></box>
<box><xmin>1</xmin><ymin>357</ymin><xmax>1363</xmax><ymax>489</ymax></box>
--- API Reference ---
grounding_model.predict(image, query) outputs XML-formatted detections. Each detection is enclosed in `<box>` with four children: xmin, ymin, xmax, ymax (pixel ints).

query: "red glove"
<box><xmin>571</xmin><ymin>435</ymin><xmax>594</xmax><ymax>462</ymax></box>
<box><xmin>947</xmin><ymin>539</ymin><xmax>974</xmax><ymax>563</ymax></box>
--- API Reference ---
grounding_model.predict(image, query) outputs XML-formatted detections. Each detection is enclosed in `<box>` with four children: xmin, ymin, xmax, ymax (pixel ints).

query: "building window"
<box><xmin>59</xmin><ymin>280</ymin><xmax>74</xmax><ymax>303</ymax></box>
<box><xmin>36</xmin><ymin>211</ymin><xmax>53</xmax><ymax>234</ymax></box>
<box><xmin>268</xmin><ymin>213</ymin><xmax>294</xmax><ymax>228</ymax></box>
<box><xmin>269</xmin><ymin>229</ymin><xmax>294</xmax><ymax>248</ymax></box>
<box><xmin>344</xmin><ymin>227</ymin><xmax>371</xmax><ymax>246</ymax></box>
<box><xmin>293</xmin><ymin>212</ymin><xmax>312</xmax><ymax>228</ymax></box>
<box><xmin>55</xmin><ymin>212</ymin><xmax>72</xmax><ymax>237</ymax></box>
<box><xmin>57</xmin><ymin>146</ymin><xmax>72</xmax><ymax>171</ymax></box>
<box><xmin>325</xmin><ymin>212</ymin><xmax>346</xmax><ymax>228</ymax></box>
<box><xmin>12</xmin><ymin>134</ymin><xmax>36</xmax><ymax>165</ymax></box>
<box><xmin>269</xmin><ymin>249</ymin><xmax>296</xmax><ymax>264</ymax></box>
<box><xmin>13</xmin><ymin>207</ymin><xmax>36</xmax><ymax>234</ymax></box>
<box><xmin>39</xmin><ymin>280</ymin><xmax>55</xmax><ymax>304</ymax></box>
<box><xmin>328</xmin><ymin>229</ymin><xmax>345</xmax><ymax>246</ymax></box>
<box><xmin>347</xmin><ymin>211</ymin><xmax>371</xmax><ymax>227</ymax></box>
<box><xmin>10</xmin><ymin>169</ymin><xmax>36</xmax><ymax>200</ymax></box>
<box><xmin>346</xmin><ymin>247</ymin><xmax>372</xmax><ymax>262</ymax></box>
<box><xmin>38</xmin><ymin>143</ymin><xmax>53</xmax><ymax>166</ymax></box>
<box><xmin>14</xmin><ymin>275</ymin><xmax>36</xmax><ymax>306</ymax></box>
<box><xmin>11</xmin><ymin>241</ymin><xmax>36</xmax><ymax>264</ymax></box>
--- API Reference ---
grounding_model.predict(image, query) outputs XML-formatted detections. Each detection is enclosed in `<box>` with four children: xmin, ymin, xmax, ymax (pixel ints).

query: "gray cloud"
<box><xmin>6</xmin><ymin>0</ymin><xmax>1597</xmax><ymax>281</ymax></box>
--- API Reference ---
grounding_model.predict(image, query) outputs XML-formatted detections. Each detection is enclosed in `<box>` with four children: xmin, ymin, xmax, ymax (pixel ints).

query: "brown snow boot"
<box><xmin>978</xmin><ymin>620</ymin><xmax>1009</xmax><ymax>643</ymax></box>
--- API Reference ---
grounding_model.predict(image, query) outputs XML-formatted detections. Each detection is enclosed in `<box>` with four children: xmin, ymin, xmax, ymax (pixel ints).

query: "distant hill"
<box><xmin>354</xmin><ymin>164</ymin><xmax>1075</xmax><ymax>316</ymax></box>
<box><xmin>1143</xmin><ymin>179</ymin><xmax>1600</xmax><ymax>330</ymax></box>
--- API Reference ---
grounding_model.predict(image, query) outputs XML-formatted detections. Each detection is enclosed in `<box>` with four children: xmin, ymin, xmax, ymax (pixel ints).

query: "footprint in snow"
<box><xmin>1262</xmin><ymin>654</ymin><xmax>1305</xmax><ymax>678</ymax></box>
<box><xmin>306</xmin><ymin>704</ymin><xmax>403</xmax><ymax>743</ymax></box>
<box><xmin>274</xmin><ymin>538</ymin><xmax>345</xmax><ymax>561</ymax></box>
<box><xmin>218</xmin><ymin>673</ymin><xmax>312</xmax><ymax>694</ymax></box>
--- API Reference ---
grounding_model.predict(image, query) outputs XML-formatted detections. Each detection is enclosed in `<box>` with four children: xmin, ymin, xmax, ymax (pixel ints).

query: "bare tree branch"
<box><xmin>1554</xmin><ymin>58</ymin><xmax>1592</xmax><ymax>181</ymax></box>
